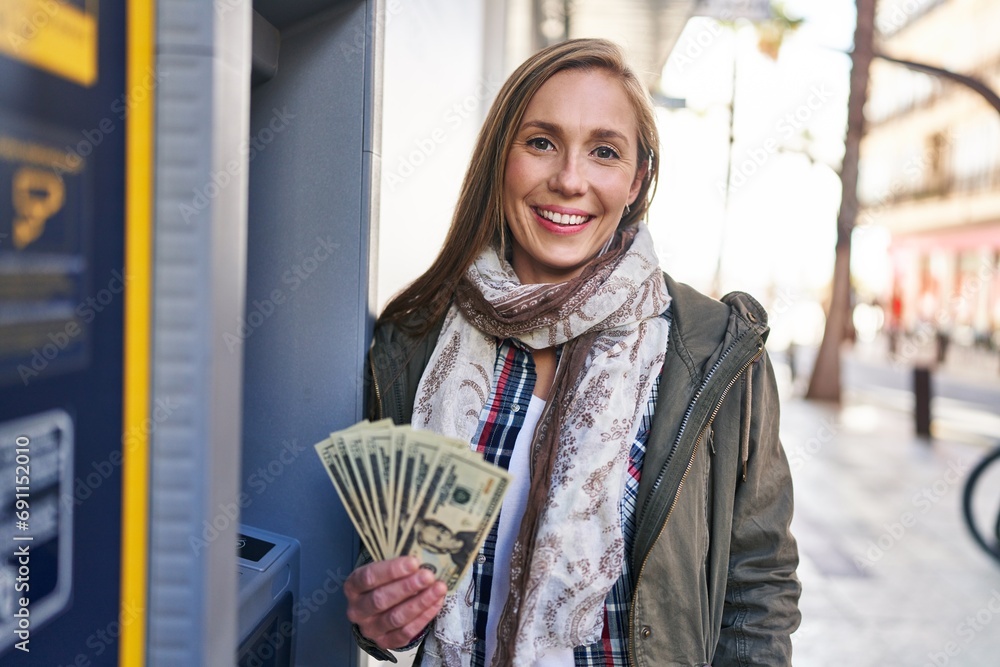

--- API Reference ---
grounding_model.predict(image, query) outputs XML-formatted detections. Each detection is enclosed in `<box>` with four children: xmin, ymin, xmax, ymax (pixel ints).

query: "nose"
<box><xmin>548</xmin><ymin>154</ymin><xmax>587</xmax><ymax>197</ymax></box>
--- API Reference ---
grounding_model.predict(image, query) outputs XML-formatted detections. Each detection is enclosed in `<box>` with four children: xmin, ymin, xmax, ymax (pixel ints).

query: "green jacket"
<box><xmin>364</xmin><ymin>274</ymin><xmax>801</xmax><ymax>666</ymax></box>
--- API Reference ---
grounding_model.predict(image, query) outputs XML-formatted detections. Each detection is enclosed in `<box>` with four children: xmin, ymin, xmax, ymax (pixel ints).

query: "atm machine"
<box><xmin>0</xmin><ymin>0</ymin><xmax>133</xmax><ymax>663</ymax></box>
<box><xmin>0</xmin><ymin>0</ymin><xmax>381</xmax><ymax>665</ymax></box>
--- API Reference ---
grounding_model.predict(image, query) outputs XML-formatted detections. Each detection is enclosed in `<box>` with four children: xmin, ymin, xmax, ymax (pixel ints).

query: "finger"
<box><xmin>373</xmin><ymin>583</ymin><xmax>447</xmax><ymax>650</ymax></box>
<box><xmin>379</xmin><ymin>580</ymin><xmax>447</xmax><ymax>632</ymax></box>
<box><xmin>350</xmin><ymin>567</ymin><xmax>438</xmax><ymax>622</ymax></box>
<box><xmin>344</xmin><ymin>556</ymin><xmax>419</xmax><ymax>597</ymax></box>
<box><xmin>361</xmin><ymin>580</ymin><xmax>446</xmax><ymax>646</ymax></box>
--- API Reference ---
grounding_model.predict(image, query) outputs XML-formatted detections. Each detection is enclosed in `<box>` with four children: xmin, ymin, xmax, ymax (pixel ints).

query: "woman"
<box><xmin>346</xmin><ymin>38</ymin><xmax>800</xmax><ymax>666</ymax></box>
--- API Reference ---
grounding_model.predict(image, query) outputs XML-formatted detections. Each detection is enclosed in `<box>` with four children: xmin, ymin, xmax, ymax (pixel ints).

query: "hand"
<box><xmin>345</xmin><ymin>556</ymin><xmax>447</xmax><ymax>650</ymax></box>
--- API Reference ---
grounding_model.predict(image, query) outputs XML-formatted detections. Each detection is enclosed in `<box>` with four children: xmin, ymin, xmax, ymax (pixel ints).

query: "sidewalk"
<box><xmin>778</xmin><ymin>358</ymin><xmax>1000</xmax><ymax>666</ymax></box>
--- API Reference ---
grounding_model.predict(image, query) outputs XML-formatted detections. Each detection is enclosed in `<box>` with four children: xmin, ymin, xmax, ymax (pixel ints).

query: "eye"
<box><xmin>593</xmin><ymin>145</ymin><xmax>620</xmax><ymax>160</ymax></box>
<box><xmin>526</xmin><ymin>137</ymin><xmax>554</xmax><ymax>151</ymax></box>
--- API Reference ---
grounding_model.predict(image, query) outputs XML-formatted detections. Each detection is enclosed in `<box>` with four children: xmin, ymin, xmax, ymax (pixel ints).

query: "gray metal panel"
<box><xmin>255</xmin><ymin>0</ymin><xmax>353</xmax><ymax>30</ymax></box>
<box><xmin>252</xmin><ymin>11</ymin><xmax>281</xmax><ymax>85</ymax></box>
<box><xmin>363</xmin><ymin>0</ymin><xmax>384</xmax><ymax>328</ymax></box>
<box><xmin>241</xmin><ymin>1</ymin><xmax>381</xmax><ymax>664</ymax></box>
<box><xmin>157</xmin><ymin>0</ymin><xmax>214</xmax><ymax>52</ymax></box>
<box><xmin>149</xmin><ymin>1</ymin><xmax>252</xmax><ymax>666</ymax></box>
<box><xmin>362</xmin><ymin>0</ymin><xmax>383</xmax><ymax>158</ymax></box>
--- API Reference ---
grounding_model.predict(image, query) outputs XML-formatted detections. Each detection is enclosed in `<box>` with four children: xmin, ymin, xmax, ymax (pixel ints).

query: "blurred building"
<box><xmin>503</xmin><ymin>0</ymin><xmax>770</xmax><ymax>87</ymax></box>
<box><xmin>504</xmin><ymin>0</ymin><xmax>697</xmax><ymax>87</ymax></box>
<box><xmin>859</xmin><ymin>0</ymin><xmax>1000</xmax><ymax>350</ymax></box>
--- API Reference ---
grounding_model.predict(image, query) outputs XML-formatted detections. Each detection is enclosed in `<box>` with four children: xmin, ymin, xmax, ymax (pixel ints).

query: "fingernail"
<box><xmin>419</xmin><ymin>569</ymin><xmax>434</xmax><ymax>585</ymax></box>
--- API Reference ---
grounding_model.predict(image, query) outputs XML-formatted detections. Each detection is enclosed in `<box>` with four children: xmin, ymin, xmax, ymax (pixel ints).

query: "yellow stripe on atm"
<box><xmin>121</xmin><ymin>0</ymin><xmax>154</xmax><ymax>664</ymax></box>
<box><xmin>0</xmin><ymin>0</ymin><xmax>98</xmax><ymax>87</ymax></box>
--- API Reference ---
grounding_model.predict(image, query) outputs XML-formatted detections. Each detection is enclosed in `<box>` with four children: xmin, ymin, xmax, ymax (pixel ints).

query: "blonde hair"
<box><xmin>380</xmin><ymin>38</ymin><xmax>660</xmax><ymax>333</ymax></box>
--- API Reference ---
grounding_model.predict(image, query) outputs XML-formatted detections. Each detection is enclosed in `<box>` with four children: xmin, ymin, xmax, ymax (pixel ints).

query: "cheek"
<box><xmin>503</xmin><ymin>162</ymin><xmax>540</xmax><ymax>227</ymax></box>
<box><xmin>592</xmin><ymin>168</ymin><xmax>636</xmax><ymax>202</ymax></box>
<box><xmin>504</xmin><ymin>155</ymin><xmax>534</xmax><ymax>198</ymax></box>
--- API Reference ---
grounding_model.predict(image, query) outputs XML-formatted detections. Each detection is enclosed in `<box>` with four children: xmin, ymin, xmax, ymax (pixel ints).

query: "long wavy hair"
<box><xmin>379</xmin><ymin>38</ymin><xmax>660</xmax><ymax>334</ymax></box>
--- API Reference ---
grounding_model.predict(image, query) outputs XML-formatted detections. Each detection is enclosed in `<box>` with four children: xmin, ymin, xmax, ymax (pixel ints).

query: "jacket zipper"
<box><xmin>627</xmin><ymin>339</ymin><xmax>764</xmax><ymax>667</ymax></box>
<box><xmin>635</xmin><ymin>328</ymin><xmax>752</xmax><ymax>533</ymax></box>
<box><xmin>369</xmin><ymin>354</ymin><xmax>384</xmax><ymax>421</ymax></box>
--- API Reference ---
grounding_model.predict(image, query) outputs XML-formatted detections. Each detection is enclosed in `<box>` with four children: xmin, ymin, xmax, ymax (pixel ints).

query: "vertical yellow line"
<box><xmin>121</xmin><ymin>0</ymin><xmax>154</xmax><ymax>664</ymax></box>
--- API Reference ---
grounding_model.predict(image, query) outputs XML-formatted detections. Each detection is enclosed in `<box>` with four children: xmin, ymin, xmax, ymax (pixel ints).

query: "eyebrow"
<box><xmin>520</xmin><ymin>120</ymin><xmax>630</xmax><ymax>145</ymax></box>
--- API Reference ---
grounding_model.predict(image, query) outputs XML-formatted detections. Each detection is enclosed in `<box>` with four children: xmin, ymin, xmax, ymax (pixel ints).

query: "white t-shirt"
<box><xmin>484</xmin><ymin>394</ymin><xmax>574</xmax><ymax>667</ymax></box>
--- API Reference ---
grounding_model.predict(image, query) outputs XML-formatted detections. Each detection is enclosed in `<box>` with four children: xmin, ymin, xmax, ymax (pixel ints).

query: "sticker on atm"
<box><xmin>0</xmin><ymin>112</ymin><xmax>91</xmax><ymax>387</ymax></box>
<box><xmin>0</xmin><ymin>0</ymin><xmax>98</xmax><ymax>87</ymax></box>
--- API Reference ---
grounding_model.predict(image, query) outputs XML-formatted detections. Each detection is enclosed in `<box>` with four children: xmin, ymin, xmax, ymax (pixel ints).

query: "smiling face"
<box><xmin>503</xmin><ymin>68</ymin><xmax>647</xmax><ymax>284</ymax></box>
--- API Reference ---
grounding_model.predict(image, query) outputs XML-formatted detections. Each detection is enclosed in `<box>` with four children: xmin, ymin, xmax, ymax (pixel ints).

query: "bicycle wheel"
<box><xmin>962</xmin><ymin>443</ymin><xmax>1000</xmax><ymax>564</ymax></box>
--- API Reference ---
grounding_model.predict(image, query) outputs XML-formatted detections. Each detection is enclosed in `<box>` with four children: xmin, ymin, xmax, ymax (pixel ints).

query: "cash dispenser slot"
<box><xmin>237</xmin><ymin>525</ymin><xmax>300</xmax><ymax>667</ymax></box>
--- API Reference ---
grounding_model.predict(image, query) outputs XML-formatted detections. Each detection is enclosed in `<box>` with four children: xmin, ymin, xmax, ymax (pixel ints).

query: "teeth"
<box><xmin>537</xmin><ymin>208</ymin><xmax>589</xmax><ymax>226</ymax></box>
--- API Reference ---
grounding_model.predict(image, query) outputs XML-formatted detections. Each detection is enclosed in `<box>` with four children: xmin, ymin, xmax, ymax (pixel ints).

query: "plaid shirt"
<box><xmin>466</xmin><ymin>337</ymin><xmax>661</xmax><ymax>667</ymax></box>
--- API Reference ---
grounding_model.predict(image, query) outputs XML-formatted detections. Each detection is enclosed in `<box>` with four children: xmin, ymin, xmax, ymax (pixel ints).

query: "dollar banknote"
<box><xmin>314</xmin><ymin>421</ymin><xmax>510</xmax><ymax>591</ymax></box>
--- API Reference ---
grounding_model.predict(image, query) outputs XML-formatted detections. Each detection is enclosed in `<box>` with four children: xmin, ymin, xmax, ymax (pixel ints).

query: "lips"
<box><xmin>532</xmin><ymin>206</ymin><xmax>594</xmax><ymax>230</ymax></box>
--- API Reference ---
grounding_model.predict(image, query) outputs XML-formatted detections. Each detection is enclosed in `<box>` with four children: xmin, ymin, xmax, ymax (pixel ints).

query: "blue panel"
<box><xmin>0</xmin><ymin>1</ymin><xmax>128</xmax><ymax>664</ymax></box>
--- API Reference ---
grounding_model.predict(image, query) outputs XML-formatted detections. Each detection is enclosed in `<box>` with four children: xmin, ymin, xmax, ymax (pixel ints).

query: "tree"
<box><xmin>805</xmin><ymin>0</ymin><xmax>876</xmax><ymax>402</ymax></box>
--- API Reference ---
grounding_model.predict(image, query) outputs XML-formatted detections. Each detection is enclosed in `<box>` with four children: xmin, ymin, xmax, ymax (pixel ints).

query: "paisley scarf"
<box><xmin>410</xmin><ymin>224</ymin><xmax>670</xmax><ymax>666</ymax></box>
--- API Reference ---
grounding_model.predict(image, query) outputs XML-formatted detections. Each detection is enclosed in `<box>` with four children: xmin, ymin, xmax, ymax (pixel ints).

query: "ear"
<box><xmin>628</xmin><ymin>159</ymin><xmax>648</xmax><ymax>205</ymax></box>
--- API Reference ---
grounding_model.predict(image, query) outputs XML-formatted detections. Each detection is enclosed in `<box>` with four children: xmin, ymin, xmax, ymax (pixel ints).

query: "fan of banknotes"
<box><xmin>314</xmin><ymin>419</ymin><xmax>511</xmax><ymax>591</ymax></box>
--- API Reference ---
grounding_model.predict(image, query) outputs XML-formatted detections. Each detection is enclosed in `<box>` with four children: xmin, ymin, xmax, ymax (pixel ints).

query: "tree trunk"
<box><xmin>805</xmin><ymin>0</ymin><xmax>876</xmax><ymax>402</ymax></box>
